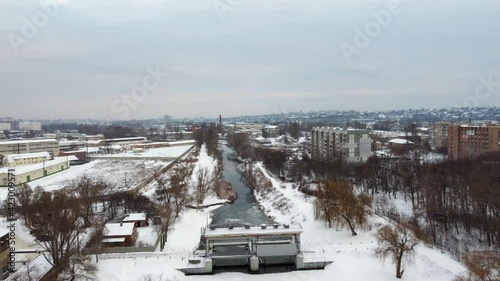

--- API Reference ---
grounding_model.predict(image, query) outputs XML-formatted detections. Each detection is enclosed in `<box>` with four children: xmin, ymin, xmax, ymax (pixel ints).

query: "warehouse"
<box><xmin>0</xmin><ymin>156</ymin><xmax>75</xmax><ymax>186</ymax></box>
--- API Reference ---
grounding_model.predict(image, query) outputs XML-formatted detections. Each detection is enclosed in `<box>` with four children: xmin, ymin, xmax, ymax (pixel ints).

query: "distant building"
<box><xmin>431</xmin><ymin>123</ymin><xmax>449</xmax><ymax>151</ymax></box>
<box><xmin>0</xmin><ymin>123</ymin><xmax>11</xmax><ymax>132</ymax></box>
<box><xmin>164</xmin><ymin>115</ymin><xmax>173</xmax><ymax>127</ymax></box>
<box><xmin>448</xmin><ymin>124</ymin><xmax>500</xmax><ymax>160</ymax></box>
<box><xmin>19</xmin><ymin>122</ymin><xmax>42</xmax><ymax>131</ymax></box>
<box><xmin>58</xmin><ymin>150</ymin><xmax>88</xmax><ymax>164</ymax></box>
<box><xmin>0</xmin><ymin>139</ymin><xmax>59</xmax><ymax>157</ymax></box>
<box><xmin>311</xmin><ymin>127</ymin><xmax>372</xmax><ymax>163</ymax></box>
<box><xmin>263</xmin><ymin>125</ymin><xmax>279</xmax><ymax>138</ymax></box>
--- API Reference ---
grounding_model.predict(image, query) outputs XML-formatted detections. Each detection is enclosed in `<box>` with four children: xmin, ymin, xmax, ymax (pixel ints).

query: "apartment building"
<box><xmin>430</xmin><ymin>123</ymin><xmax>449</xmax><ymax>151</ymax></box>
<box><xmin>0</xmin><ymin>139</ymin><xmax>60</xmax><ymax>157</ymax></box>
<box><xmin>19</xmin><ymin>121</ymin><xmax>42</xmax><ymax>131</ymax></box>
<box><xmin>311</xmin><ymin>127</ymin><xmax>372</xmax><ymax>163</ymax></box>
<box><xmin>448</xmin><ymin>124</ymin><xmax>500</xmax><ymax>160</ymax></box>
<box><xmin>0</xmin><ymin>123</ymin><xmax>11</xmax><ymax>132</ymax></box>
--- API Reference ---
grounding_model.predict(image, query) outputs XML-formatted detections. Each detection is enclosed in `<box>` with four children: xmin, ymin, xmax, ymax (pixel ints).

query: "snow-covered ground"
<box><xmin>21</xmin><ymin>159</ymin><xmax>167</xmax><ymax>192</ymax></box>
<box><xmin>98</xmin><ymin>145</ymin><xmax>193</xmax><ymax>158</ymax></box>
<box><xmin>141</xmin><ymin>145</ymin><xmax>226</xmax><ymax>206</ymax></box>
<box><xmin>136</xmin><ymin>226</ymin><xmax>159</xmax><ymax>247</ymax></box>
<box><xmin>96</xmin><ymin>160</ymin><xmax>466</xmax><ymax>281</ymax></box>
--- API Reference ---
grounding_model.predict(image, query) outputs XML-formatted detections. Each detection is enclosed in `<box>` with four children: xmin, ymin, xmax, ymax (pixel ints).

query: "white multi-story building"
<box><xmin>311</xmin><ymin>127</ymin><xmax>372</xmax><ymax>163</ymax></box>
<box><xmin>0</xmin><ymin>139</ymin><xmax>60</xmax><ymax>157</ymax></box>
<box><xmin>19</xmin><ymin>121</ymin><xmax>42</xmax><ymax>131</ymax></box>
<box><xmin>0</xmin><ymin>123</ymin><xmax>11</xmax><ymax>131</ymax></box>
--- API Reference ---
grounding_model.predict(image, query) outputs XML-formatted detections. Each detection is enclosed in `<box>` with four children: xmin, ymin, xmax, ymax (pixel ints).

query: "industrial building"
<box><xmin>1</xmin><ymin>152</ymin><xmax>51</xmax><ymax>167</ymax></box>
<box><xmin>311</xmin><ymin>127</ymin><xmax>372</xmax><ymax>163</ymax></box>
<box><xmin>0</xmin><ymin>156</ymin><xmax>75</xmax><ymax>186</ymax></box>
<box><xmin>179</xmin><ymin>224</ymin><xmax>331</xmax><ymax>274</ymax></box>
<box><xmin>0</xmin><ymin>139</ymin><xmax>59</xmax><ymax>157</ymax></box>
<box><xmin>448</xmin><ymin>124</ymin><xmax>500</xmax><ymax>160</ymax></box>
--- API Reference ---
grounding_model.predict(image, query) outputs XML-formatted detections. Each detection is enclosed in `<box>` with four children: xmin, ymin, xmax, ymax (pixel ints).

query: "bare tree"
<box><xmin>24</xmin><ymin>189</ymin><xmax>82</xmax><ymax>268</ymax></box>
<box><xmin>168</xmin><ymin>164</ymin><xmax>192</xmax><ymax>218</ymax></box>
<box><xmin>8</xmin><ymin>259</ymin><xmax>40</xmax><ymax>281</ymax></box>
<box><xmin>194</xmin><ymin>167</ymin><xmax>215</xmax><ymax>205</ymax></box>
<box><xmin>156</xmin><ymin>202</ymin><xmax>176</xmax><ymax>250</ymax></box>
<box><xmin>314</xmin><ymin>180</ymin><xmax>369</xmax><ymax>235</ymax></box>
<box><xmin>15</xmin><ymin>184</ymin><xmax>34</xmax><ymax>226</ymax></box>
<box><xmin>57</xmin><ymin>255</ymin><xmax>97</xmax><ymax>281</ymax></box>
<box><xmin>454</xmin><ymin>252</ymin><xmax>500</xmax><ymax>281</ymax></box>
<box><xmin>375</xmin><ymin>223</ymin><xmax>419</xmax><ymax>279</ymax></box>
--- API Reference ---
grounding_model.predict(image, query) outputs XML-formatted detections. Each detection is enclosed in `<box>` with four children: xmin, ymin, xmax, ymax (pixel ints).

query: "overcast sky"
<box><xmin>1</xmin><ymin>0</ymin><xmax>499</xmax><ymax>120</ymax></box>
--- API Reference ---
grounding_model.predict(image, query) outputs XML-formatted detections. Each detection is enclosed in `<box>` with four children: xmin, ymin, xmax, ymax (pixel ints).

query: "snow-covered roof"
<box><xmin>0</xmin><ymin>157</ymin><xmax>70</xmax><ymax>175</ymax></box>
<box><xmin>166</xmin><ymin>140</ymin><xmax>195</xmax><ymax>145</ymax></box>
<box><xmin>0</xmin><ymin>138</ymin><xmax>58</xmax><ymax>145</ymax></box>
<box><xmin>78</xmin><ymin>147</ymin><xmax>99</xmax><ymax>153</ymax></box>
<box><xmin>66</xmin><ymin>155</ymin><xmax>79</xmax><ymax>161</ymax></box>
<box><xmin>102</xmin><ymin>237</ymin><xmax>126</xmax><ymax>243</ymax></box>
<box><xmin>104</xmin><ymin>223</ymin><xmax>135</xmax><ymax>237</ymax></box>
<box><xmin>5</xmin><ymin>152</ymin><xmax>50</xmax><ymax>163</ymax></box>
<box><xmin>388</xmin><ymin>138</ymin><xmax>414</xmax><ymax>145</ymax></box>
<box><xmin>264</xmin><ymin>125</ymin><xmax>278</xmax><ymax>129</ymax></box>
<box><xmin>106</xmin><ymin>137</ymin><xmax>147</xmax><ymax>142</ymax></box>
<box><xmin>204</xmin><ymin>225</ymin><xmax>302</xmax><ymax>239</ymax></box>
<box><xmin>59</xmin><ymin>141</ymin><xmax>85</xmax><ymax>146</ymax></box>
<box><xmin>123</xmin><ymin>213</ymin><xmax>147</xmax><ymax>222</ymax></box>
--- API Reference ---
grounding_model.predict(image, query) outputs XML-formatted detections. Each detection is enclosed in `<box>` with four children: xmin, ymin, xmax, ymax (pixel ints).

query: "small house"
<box><xmin>102</xmin><ymin>222</ymin><xmax>137</xmax><ymax>247</ymax></box>
<box><xmin>122</xmin><ymin>213</ymin><xmax>148</xmax><ymax>227</ymax></box>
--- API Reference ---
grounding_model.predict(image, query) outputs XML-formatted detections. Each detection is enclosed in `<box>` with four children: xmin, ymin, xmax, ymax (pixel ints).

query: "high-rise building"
<box><xmin>0</xmin><ymin>123</ymin><xmax>11</xmax><ymax>131</ymax></box>
<box><xmin>448</xmin><ymin>124</ymin><xmax>500</xmax><ymax>160</ymax></box>
<box><xmin>430</xmin><ymin>123</ymin><xmax>449</xmax><ymax>151</ymax></box>
<box><xmin>311</xmin><ymin>127</ymin><xmax>372</xmax><ymax>163</ymax></box>
<box><xmin>164</xmin><ymin>115</ymin><xmax>173</xmax><ymax>126</ymax></box>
